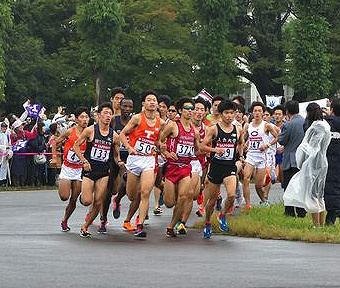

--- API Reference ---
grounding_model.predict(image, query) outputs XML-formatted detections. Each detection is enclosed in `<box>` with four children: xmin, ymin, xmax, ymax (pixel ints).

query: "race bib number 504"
<box><xmin>135</xmin><ymin>140</ymin><xmax>155</xmax><ymax>155</ymax></box>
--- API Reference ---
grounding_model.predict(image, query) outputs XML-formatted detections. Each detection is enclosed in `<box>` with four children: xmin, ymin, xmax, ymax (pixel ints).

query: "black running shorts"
<box><xmin>207</xmin><ymin>161</ymin><xmax>237</xmax><ymax>185</ymax></box>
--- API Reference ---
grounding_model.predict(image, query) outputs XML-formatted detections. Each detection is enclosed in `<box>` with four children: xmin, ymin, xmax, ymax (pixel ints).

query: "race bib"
<box><xmin>90</xmin><ymin>147</ymin><xmax>110</xmax><ymax>162</ymax></box>
<box><xmin>176</xmin><ymin>143</ymin><xmax>195</xmax><ymax>158</ymax></box>
<box><xmin>215</xmin><ymin>147</ymin><xmax>235</xmax><ymax>161</ymax></box>
<box><xmin>249</xmin><ymin>139</ymin><xmax>261</xmax><ymax>151</ymax></box>
<box><xmin>66</xmin><ymin>150</ymin><xmax>82</xmax><ymax>164</ymax></box>
<box><xmin>135</xmin><ymin>140</ymin><xmax>155</xmax><ymax>155</ymax></box>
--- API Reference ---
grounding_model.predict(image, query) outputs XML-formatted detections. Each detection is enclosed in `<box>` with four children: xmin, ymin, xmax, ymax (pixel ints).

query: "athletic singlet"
<box><xmin>167</xmin><ymin>120</ymin><xmax>196</xmax><ymax>165</ymax></box>
<box><xmin>212</xmin><ymin>124</ymin><xmax>238</xmax><ymax>165</ymax></box>
<box><xmin>266</xmin><ymin>123</ymin><xmax>277</xmax><ymax>154</ymax></box>
<box><xmin>84</xmin><ymin>124</ymin><xmax>114</xmax><ymax>171</ymax></box>
<box><xmin>112</xmin><ymin>115</ymin><xmax>128</xmax><ymax>153</ymax></box>
<box><xmin>129</xmin><ymin>112</ymin><xmax>161</xmax><ymax>156</ymax></box>
<box><xmin>63</xmin><ymin>127</ymin><xmax>86</xmax><ymax>169</ymax></box>
<box><xmin>247</xmin><ymin>121</ymin><xmax>267</xmax><ymax>154</ymax></box>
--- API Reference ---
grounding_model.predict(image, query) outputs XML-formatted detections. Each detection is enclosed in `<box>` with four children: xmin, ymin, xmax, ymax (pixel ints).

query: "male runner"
<box><xmin>110</xmin><ymin>87</ymin><xmax>125</xmax><ymax>116</ymax></box>
<box><xmin>167</xmin><ymin>103</ymin><xmax>177</xmax><ymax>121</ymax></box>
<box><xmin>98</xmin><ymin>98</ymin><xmax>135</xmax><ymax>233</ymax></box>
<box><xmin>273</xmin><ymin>105</ymin><xmax>285</xmax><ymax>184</ymax></box>
<box><xmin>210</xmin><ymin>96</ymin><xmax>225</xmax><ymax>125</ymax></box>
<box><xmin>120</xmin><ymin>91</ymin><xmax>165</xmax><ymax>238</ymax></box>
<box><xmin>201</xmin><ymin>100</ymin><xmax>244</xmax><ymax>238</ymax></box>
<box><xmin>74</xmin><ymin>102</ymin><xmax>122</xmax><ymax>237</ymax></box>
<box><xmin>160</xmin><ymin>97</ymin><xmax>200</xmax><ymax>237</ymax></box>
<box><xmin>51</xmin><ymin>106</ymin><xmax>90</xmax><ymax>232</ymax></box>
<box><xmin>243</xmin><ymin>102</ymin><xmax>278</xmax><ymax>211</ymax></box>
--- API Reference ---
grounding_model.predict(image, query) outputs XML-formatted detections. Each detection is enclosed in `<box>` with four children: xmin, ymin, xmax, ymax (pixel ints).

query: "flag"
<box><xmin>25</xmin><ymin>103</ymin><xmax>42</xmax><ymax>118</ymax></box>
<box><xmin>266</xmin><ymin>95</ymin><xmax>282</xmax><ymax>109</ymax></box>
<box><xmin>193</xmin><ymin>89</ymin><xmax>213</xmax><ymax>104</ymax></box>
<box><xmin>39</xmin><ymin>107</ymin><xmax>46</xmax><ymax>119</ymax></box>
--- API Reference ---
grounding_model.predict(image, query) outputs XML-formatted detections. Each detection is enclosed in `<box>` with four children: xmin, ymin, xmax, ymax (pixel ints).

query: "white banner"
<box><xmin>299</xmin><ymin>98</ymin><xmax>330</xmax><ymax>118</ymax></box>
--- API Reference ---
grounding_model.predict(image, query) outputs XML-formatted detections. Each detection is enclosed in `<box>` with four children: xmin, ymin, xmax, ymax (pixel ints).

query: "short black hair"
<box><xmin>110</xmin><ymin>87</ymin><xmax>125</xmax><ymax>99</ymax></box>
<box><xmin>159</xmin><ymin>95</ymin><xmax>171</xmax><ymax>108</ymax></box>
<box><xmin>250</xmin><ymin>101</ymin><xmax>266</xmax><ymax>113</ymax></box>
<box><xmin>74</xmin><ymin>106</ymin><xmax>90</xmax><ymax>118</ymax></box>
<box><xmin>236</xmin><ymin>104</ymin><xmax>245</xmax><ymax>114</ymax></box>
<box><xmin>49</xmin><ymin>123</ymin><xmax>58</xmax><ymax>135</ymax></box>
<box><xmin>98</xmin><ymin>102</ymin><xmax>113</xmax><ymax>113</ymax></box>
<box><xmin>141</xmin><ymin>90</ymin><xmax>159</xmax><ymax>103</ymax></box>
<box><xmin>285</xmin><ymin>100</ymin><xmax>299</xmax><ymax>115</ymax></box>
<box><xmin>306</xmin><ymin>103</ymin><xmax>323</xmax><ymax>127</ymax></box>
<box><xmin>273</xmin><ymin>104</ymin><xmax>285</xmax><ymax>115</ymax></box>
<box><xmin>218</xmin><ymin>100</ymin><xmax>237</xmax><ymax>113</ymax></box>
<box><xmin>195</xmin><ymin>97</ymin><xmax>209</xmax><ymax>111</ymax></box>
<box><xmin>176</xmin><ymin>97</ymin><xmax>194</xmax><ymax>112</ymax></box>
<box><xmin>212</xmin><ymin>95</ymin><xmax>225</xmax><ymax>104</ymax></box>
<box><xmin>232</xmin><ymin>95</ymin><xmax>246</xmax><ymax>106</ymax></box>
<box><xmin>331</xmin><ymin>98</ymin><xmax>340</xmax><ymax>117</ymax></box>
<box><xmin>266</xmin><ymin>107</ymin><xmax>273</xmax><ymax>115</ymax></box>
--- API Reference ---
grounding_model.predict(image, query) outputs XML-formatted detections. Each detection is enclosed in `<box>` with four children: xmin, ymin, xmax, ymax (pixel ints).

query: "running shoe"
<box><xmin>166</xmin><ymin>227</ymin><xmax>177</xmax><ymax>238</ymax></box>
<box><xmin>216</xmin><ymin>196</ymin><xmax>222</xmax><ymax>211</ymax></box>
<box><xmin>80</xmin><ymin>227</ymin><xmax>91</xmax><ymax>238</ymax></box>
<box><xmin>203</xmin><ymin>225</ymin><xmax>212</xmax><ymax>239</ymax></box>
<box><xmin>97</xmin><ymin>220</ymin><xmax>107</xmax><ymax>234</ymax></box>
<box><xmin>159</xmin><ymin>191</ymin><xmax>164</xmax><ymax>207</ymax></box>
<box><xmin>243</xmin><ymin>204</ymin><xmax>252</xmax><ymax>214</ymax></box>
<box><xmin>122</xmin><ymin>221</ymin><xmax>136</xmax><ymax>231</ymax></box>
<box><xmin>112</xmin><ymin>197</ymin><xmax>121</xmax><ymax>219</ymax></box>
<box><xmin>260</xmin><ymin>200</ymin><xmax>270</xmax><ymax>207</ymax></box>
<box><xmin>177</xmin><ymin>223</ymin><xmax>187</xmax><ymax>235</ymax></box>
<box><xmin>174</xmin><ymin>221</ymin><xmax>181</xmax><ymax>231</ymax></box>
<box><xmin>197</xmin><ymin>192</ymin><xmax>204</xmax><ymax>205</ymax></box>
<box><xmin>153</xmin><ymin>207</ymin><xmax>163</xmax><ymax>215</ymax></box>
<box><xmin>134</xmin><ymin>228</ymin><xmax>147</xmax><ymax>238</ymax></box>
<box><xmin>144</xmin><ymin>214</ymin><xmax>149</xmax><ymax>226</ymax></box>
<box><xmin>227</xmin><ymin>205</ymin><xmax>234</xmax><ymax>214</ymax></box>
<box><xmin>196</xmin><ymin>209</ymin><xmax>203</xmax><ymax>217</ymax></box>
<box><xmin>218</xmin><ymin>214</ymin><xmax>229</xmax><ymax>232</ymax></box>
<box><xmin>61</xmin><ymin>221</ymin><xmax>70</xmax><ymax>232</ymax></box>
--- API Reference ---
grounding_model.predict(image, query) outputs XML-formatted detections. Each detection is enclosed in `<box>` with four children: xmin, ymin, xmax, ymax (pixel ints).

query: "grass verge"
<box><xmin>192</xmin><ymin>204</ymin><xmax>340</xmax><ymax>244</ymax></box>
<box><xmin>0</xmin><ymin>186</ymin><xmax>57</xmax><ymax>192</ymax></box>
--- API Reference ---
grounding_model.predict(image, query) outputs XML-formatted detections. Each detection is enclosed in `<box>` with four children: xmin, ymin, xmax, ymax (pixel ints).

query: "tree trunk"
<box><xmin>95</xmin><ymin>70</ymin><xmax>102</xmax><ymax>107</ymax></box>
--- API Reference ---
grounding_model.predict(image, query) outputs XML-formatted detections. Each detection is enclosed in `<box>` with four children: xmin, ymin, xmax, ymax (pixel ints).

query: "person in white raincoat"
<box><xmin>283</xmin><ymin>103</ymin><xmax>331</xmax><ymax>227</ymax></box>
<box><xmin>0</xmin><ymin>122</ymin><xmax>13</xmax><ymax>186</ymax></box>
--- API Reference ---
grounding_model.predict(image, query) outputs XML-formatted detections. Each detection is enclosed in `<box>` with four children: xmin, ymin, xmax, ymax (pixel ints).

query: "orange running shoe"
<box><xmin>122</xmin><ymin>221</ymin><xmax>136</xmax><ymax>231</ymax></box>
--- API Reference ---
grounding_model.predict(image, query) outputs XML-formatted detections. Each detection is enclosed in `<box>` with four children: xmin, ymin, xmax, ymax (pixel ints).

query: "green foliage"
<box><xmin>291</xmin><ymin>0</ymin><xmax>331</xmax><ymax>100</ymax></box>
<box><xmin>0</xmin><ymin>0</ymin><xmax>13</xmax><ymax>102</ymax></box>
<box><xmin>194</xmin><ymin>0</ymin><xmax>239</xmax><ymax>95</ymax></box>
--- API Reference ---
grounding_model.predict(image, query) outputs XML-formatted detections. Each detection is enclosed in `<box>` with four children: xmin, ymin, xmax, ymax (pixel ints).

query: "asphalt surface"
<box><xmin>0</xmin><ymin>184</ymin><xmax>339</xmax><ymax>288</ymax></box>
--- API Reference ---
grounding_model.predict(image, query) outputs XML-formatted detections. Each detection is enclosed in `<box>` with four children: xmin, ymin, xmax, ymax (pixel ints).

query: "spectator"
<box><xmin>324</xmin><ymin>98</ymin><xmax>340</xmax><ymax>226</ymax></box>
<box><xmin>278</xmin><ymin>100</ymin><xmax>307</xmax><ymax>217</ymax></box>
<box><xmin>0</xmin><ymin>122</ymin><xmax>12</xmax><ymax>186</ymax></box>
<box><xmin>283</xmin><ymin>103</ymin><xmax>331</xmax><ymax>227</ymax></box>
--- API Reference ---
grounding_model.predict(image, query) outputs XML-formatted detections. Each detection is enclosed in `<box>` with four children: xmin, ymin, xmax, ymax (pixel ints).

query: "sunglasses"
<box><xmin>168</xmin><ymin>109</ymin><xmax>177</xmax><ymax>113</ymax></box>
<box><xmin>182</xmin><ymin>105</ymin><xmax>194</xmax><ymax>110</ymax></box>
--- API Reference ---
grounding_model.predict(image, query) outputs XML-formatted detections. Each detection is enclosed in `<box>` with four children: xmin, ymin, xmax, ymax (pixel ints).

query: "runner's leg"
<box><xmin>243</xmin><ymin>163</ymin><xmax>255</xmax><ymax>206</ymax></box>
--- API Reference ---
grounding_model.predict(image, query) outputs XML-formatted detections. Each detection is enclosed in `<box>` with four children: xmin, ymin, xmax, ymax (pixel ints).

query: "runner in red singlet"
<box><xmin>160</xmin><ymin>97</ymin><xmax>200</xmax><ymax>237</ymax></box>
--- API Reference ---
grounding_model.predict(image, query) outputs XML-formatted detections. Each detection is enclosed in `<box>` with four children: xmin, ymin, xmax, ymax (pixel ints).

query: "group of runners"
<box><xmin>52</xmin><ymin>89</ymin><xmax>283</xmax><ymax>239</ymax></box>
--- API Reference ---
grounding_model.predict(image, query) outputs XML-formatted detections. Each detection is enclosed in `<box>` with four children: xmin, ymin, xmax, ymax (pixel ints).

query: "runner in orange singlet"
<box><xmin>51</xmin><ymin>106</ymin><xmax>90</xmax><ymax>232</ymax></box>
<box><xmin>120</xmin><ymin>90</ymin><xmax>165</xmax><ymax>238</ymax></box>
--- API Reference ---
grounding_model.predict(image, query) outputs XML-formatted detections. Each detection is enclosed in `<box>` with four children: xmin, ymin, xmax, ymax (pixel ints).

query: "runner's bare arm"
<box><xmin>155</xmin><ymin>118</ymin><xmax>166</xmax><ymax>150</ymax></box>
<box><xmin>119</xmin><ymin>114</ymin><xmax>141</xmax><ymax>154</ymax></box>
<box><xmin>266</xmin><ymin>123</ymin><xmax>279</xmax><ymax>146</ymax></box>
<box><xmin>194</xmin><ymin>130</ymin><xmax>202</xmax><ymax>155</ymax></box>
<box><xmin>159</xmin><ymin>121</ymin><xmax>177</xmax><ymax>160</ymax></box>
<box><xmin>113</xmin><ymin>131</ymin><xmax>123</xmax><ymax>167</ymax></box>
<box><xmin>242</xmin><ymin>123</ymin><xmax>249</xmax><ymax>152</ymax></box>
<box><xmin>51</xmin><ymin>129</ymin><xmax>71</xmax><ymax>158</ymax></box>
<box><xmin>200</xmin><ymin>125</ymin><xmax>221</xmax><ymax>154</ymax></box>
<box><xmin>236</xmin><ymin>126</ymin><xmax>245</xmax><ymax>160</ymax></box>
<box><xmin>73</xmin><ymin>126</ymin><xmax>93</xmax><ymax>170</ymax></box>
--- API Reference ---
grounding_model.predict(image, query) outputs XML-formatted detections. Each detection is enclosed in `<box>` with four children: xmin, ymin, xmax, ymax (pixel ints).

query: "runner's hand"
<box><xmin>259</xmin><ymin>145</ymin><xmax>267</xmax><ymax>151</ymax></box>
<box><xmin>215</xmin><ymin>148</ymin><xmax>225</xmax><ymax>156</ymax></box>
<box><xmin>127</xmin><ymin>146</ymin><xmax>138</xmax><ymax>155</ymax></box>
<box><xmin>49</xmin><ymin>158</ymin><xmax>57</xmax><ymax>167</ymax></box>
<box><xmin>164</xmin><ymin>151</ymin><xmax>178</xmax><ymax>161</ymax></box>
<box><xmin>277</xmin><ymin>146</ymin><xmax>284</xmax><ymax>154</ymax></box>
<box><xmin>117</xmin><ymin>160</ymin><xmax>125</xmax><ymax>167</ymax></box>
<box><xmin>83</xmin><ymin>162</ymin><xmax>91</xmax><ymax>171</ymax></box>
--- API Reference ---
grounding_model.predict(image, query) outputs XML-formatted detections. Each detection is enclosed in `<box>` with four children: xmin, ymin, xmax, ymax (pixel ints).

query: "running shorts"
<box><xmin>164</xmin><ymin>163</ymin><xmax>191</xmax><ymax>184</ymax></box>
<box><xmin>59</xmin><ymin>164</ymin><xmax>82</xmax><ymax>182</ymax></box>
<box><xmin>126</xmin><ymin>155</ymin><xmax>156</xmax><ymax>177</ymax></box>
<box><xmin>207</xmin><ymin>162</ymin><xmax>237</xmax><ymax>185</ymax></box>
<box><xmin>190</xmin><ymin>160</ymin><xmax>203</xmax><ymax>177</ymax></box>
<box><xmin>245</xmin><ymin>153</ymin><xmax>266</xmax><ymax>169</ymax></box>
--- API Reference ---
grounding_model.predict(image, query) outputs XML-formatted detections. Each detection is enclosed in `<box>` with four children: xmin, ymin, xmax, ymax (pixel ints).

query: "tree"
<box><xmin>76</xmin><ymin>0</ymin><xmax>124</xmax><ymax>105</ymax></box>
<box><xmin>290</xmin><ymin>0</ymin><xmax>331</xmax><ymax>101</ymax></box>
<box><xmin>0</xmin><ymin>0</ymin><xmax>13</xmax><ymax>102</ymax></box>
<box><xmin>229</xmin><ymin>0</ymin><xmax>293</xmax><ymax>101</ymax></box>
<box><xmin>194</xmin><ymin>0</ymin><xmax>240</xmax><ymax>95</ymax></box>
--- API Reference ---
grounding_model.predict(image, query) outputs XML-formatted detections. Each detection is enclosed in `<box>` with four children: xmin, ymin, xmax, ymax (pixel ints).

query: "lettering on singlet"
<box><xmin>212</xmin><ymin>124</ymin><xmax>238</xmax><ymax>163</ymax></box>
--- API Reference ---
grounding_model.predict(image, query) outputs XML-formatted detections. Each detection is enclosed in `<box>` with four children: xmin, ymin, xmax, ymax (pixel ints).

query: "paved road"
<box><xmin>0</xmin><ymin>185</ymin><xmax>339</xmax><ymax>288</ymax></box>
